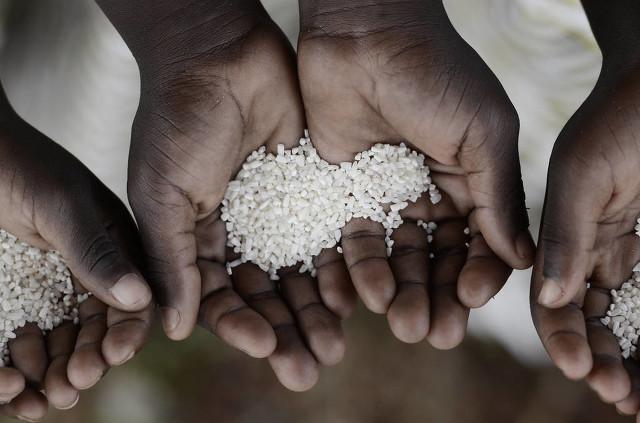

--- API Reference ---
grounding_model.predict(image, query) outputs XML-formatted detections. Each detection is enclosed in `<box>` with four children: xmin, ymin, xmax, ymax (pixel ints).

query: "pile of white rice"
<box><xmin>221</xmin><ymin>132</ymin><xmax>442</xmax><ymax>280</ymax></box>
<box><xmin>0</xmin><ymin>229</ymin><xmax>87</xmax><ymax>366</ymax></box>
<box><xmin>601</xmin><ymin>218</ymin><xmax>640</xmax><ymax>359</ymax></box>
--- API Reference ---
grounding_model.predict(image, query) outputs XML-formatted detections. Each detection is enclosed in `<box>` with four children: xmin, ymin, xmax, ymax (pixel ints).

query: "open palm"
<box><xmin>298</xmin><ymin>0</ymin><xmax>534</xmax><ymax>347</ymax></box>
<box><xmin>532</xmin><ymin>66</ymin><xmax>640</xmax><ymax>419</ymax></box>
<box><xmin>99</xmin><ymin>1</ymin><xmax>348</xmax><ymax>391</ymax></box>
<box><xmin>0</xmin><ymin>88</ymin><xmax>153</xmax><ymax>421</ymax></box>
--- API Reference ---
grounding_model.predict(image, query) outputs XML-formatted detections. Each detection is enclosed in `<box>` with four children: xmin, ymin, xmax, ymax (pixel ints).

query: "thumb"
<box><xmin>537</xmin><ymin>148</ymin><xmax>609</xmax><ymax>308</ymax></box>
<box><xmin>128</xmin><ymin>179</ymin><xmax>200</xmax><ymax>341</ymax></box>
<box><xmin>460</xmin><ymin>104</ymin><xmax>535</xmax><ymax>270</ymax></box>
<box><xmin>44</xmin><ymin>203</ymin><xmax>152</xmax><ymax>313</ymax></box>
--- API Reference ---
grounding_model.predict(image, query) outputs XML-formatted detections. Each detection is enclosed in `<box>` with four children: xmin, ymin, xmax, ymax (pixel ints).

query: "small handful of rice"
<box><xmin>0</xmin><ymin>229</ymin><xmax>87</xmax><ymax>366</ymax></box>
<box><xmin>221</xmin><ymin>132</ymin><xmax>442</xmax><ymax>280</ymax></box>
<box><xmin>601</xmin><ymin>218</ymin><xmax>640</xmax><ymax>359</ymax></box>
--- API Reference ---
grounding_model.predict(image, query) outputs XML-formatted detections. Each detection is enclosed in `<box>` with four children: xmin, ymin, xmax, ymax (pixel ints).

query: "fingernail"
<box><xmin>515</xmin><ymin>231</ymin><xmax>535</xmax><ymax>262</ymax></box>
<box><xmin>59</xmin><ymin>393</ymin><xmax>80</xmax><ymax>410</ymax></box>
<box><xmin>538</xmin><ymin>279</ymin><xmax>564</xmax><ymax>306</ymax></box>
<box><xmin>16</xmin><ymin>416</ymin><xmax>38</xmax><ymax>423</ymax></box>
<box><xmin>110</xmin><ymin>274</ymin><xmax>151</xmax><ymax>308</ymax></box>
<box><xmin>161</xmin><ymin>307</ymin><xmax>181</xmax><ymax>334</ymax></box>
<box><xmin>0</xmin><ymin>389</ymin><xmax>22</xmax><ymax>403</ymax></box>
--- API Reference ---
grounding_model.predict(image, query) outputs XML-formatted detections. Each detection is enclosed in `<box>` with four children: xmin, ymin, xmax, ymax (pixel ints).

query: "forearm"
<box><xmin>95</xmin><ymin>0</ymin><xmax>268</xmax><ymax>72</ymax></box>
<box><xmin>582</xmin><ymin>0</ymin><xmax>640</xmax><ymax>68</ymax></box>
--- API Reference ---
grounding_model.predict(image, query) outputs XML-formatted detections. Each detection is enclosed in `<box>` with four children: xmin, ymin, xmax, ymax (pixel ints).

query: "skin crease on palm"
<box><xmin>0</xmin><ymin>86</ymin><xmax>153</xmax><ymax>421</ymax></box>
<box><xmin>297</xmin><ymin>0</ymin><xmax>535</xmax><ymax>347</ymax></box>
<box><xmin>531</xmin><ymin>1</ymin><xmax>640</xmax><ymax>421</ymax></box>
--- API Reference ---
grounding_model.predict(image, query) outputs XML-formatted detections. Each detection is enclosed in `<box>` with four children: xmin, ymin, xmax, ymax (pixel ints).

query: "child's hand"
<box><xmin>0</xmin><ymin>88</ymin><xmax>153</xmax><ymax>420</ymax></box>
<box><xmin>98</xmin><ymin>0</ymin><xmax>346</xmax><ymax>391</ymax></box>
<box><xmin>297</xmin><ymin>0</ymin><xmax>534</xmax><ymax>347</ymax></box>
<box><xmin>531</xmin><ymin>2</ymin><xmax>640</xmax><ymax>417</ymax></box>
<box><xmin>531</xmin><ymin>62</ymin><xmax>640</xmax><ymax>416</ymax></box>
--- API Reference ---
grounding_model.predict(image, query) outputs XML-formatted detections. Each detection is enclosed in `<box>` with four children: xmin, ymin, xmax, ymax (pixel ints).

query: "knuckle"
<box><xmin>78</xmin><ymin>232</ymin><xmax>122</xmax><ymax>277</ymax></box>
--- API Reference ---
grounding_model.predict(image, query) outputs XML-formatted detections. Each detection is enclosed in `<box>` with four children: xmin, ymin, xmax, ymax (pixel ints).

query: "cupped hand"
<box><xmin>531</xmin><ymin>62</ymin><xmax>640</xmax><ymax>418</ymax></box>
<box><xmin>297</xmin><ymin>0</ymin><xmax>534</xmax><ymax>347</ymax></box>
<box><xmin>0</xmin><ymin>87</ymin><xmax>153</xmax><ymax>420</ymax></box>
<box><xmin>101</xmin><ymin>1</ymin><xmax>347</xmax><ymax>391</ymax></box>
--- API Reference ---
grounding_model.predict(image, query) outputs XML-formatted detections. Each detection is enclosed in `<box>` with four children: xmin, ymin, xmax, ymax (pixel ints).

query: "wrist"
<box><xmin>299</xmin><ymin>0</ymin><xmax>447</xmax><ymax>40</ymax></box>
<box><xmin>582</xmin><ymin>0</ymin><xmax>640</xmax><ymax>71</ymax></box>
<box><xmin>97</xmin><ymin>0</ymin><xmax>269</xmax><ymax>77</ymax></box>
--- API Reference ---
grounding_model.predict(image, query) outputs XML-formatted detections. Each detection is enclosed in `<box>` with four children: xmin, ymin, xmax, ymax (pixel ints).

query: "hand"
<box><xmin>531</xmin><ymin>1</ymin><xmax>640</xmax><ymax>418</ymax></box>
<box><xmin>98</xmin><ymin>0</ymin><xmax>346</xmax><ymax>391</ymax></box>
<box><xmin>530</xmin><ymin>51</ymin><xmax>640</xmax><ymax>420</ymax></box>
<box><xmin>0</xmin><ymin>88</ymin><xmax>153</xmax><ymax>420</ymax></box>
<box><xmin>297</xmin><ymin>0</ymin><xmax>534</xmax><ymax>347</ymax></box>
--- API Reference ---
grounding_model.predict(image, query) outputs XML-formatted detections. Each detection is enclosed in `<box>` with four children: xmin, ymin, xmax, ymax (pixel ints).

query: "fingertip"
<box><xmin>278</xmin><ymin>362</ymin><xmax>319</xmax><ymax>393</ymax></box>
<box><xmin>318</xmin><ymin>336</ymin><xmax>345</xmax><ymax>367</ymax></box>
<box><xmin>355</xmin><ymin>267</ymin><xmax>395</xmax><ymax>314</ymax></box>
<box><xmin>514</xmin><ymin>230</ymin><xmax>535</xmax><ymax>269</ymax></box>
<box><xmin>587</xmin><ymin>360</ymin><xmax>632</xmax><ymax>403</ymax></box>
<box><xmin>427</xmin><ymin>319</ymin><xmax>466</xmax><ymax>350</ymax></box>
<box><xmin>304</xmin><ymin>319</ymin><xmax>345</xmax><ymax>366</ymax></box>
<box><xmin>67</xmin><ymin>351</ymin><xmax>106</xmax><ymax>390</ymax></box>
<box><xmin>268</xmin><ymin>328</ymin><xmax>320</xmax><ymax>392</ymax></box>
<box><xmin>616</xmin><ymin>392</ymin><xmax>640</xmax><ymax>416</ymax></box>
<box><xmin>548</xmin><ymin>336</ymin><xmax>592</xmax><ymax>380</ymax></box>
<box><xmin>387</xmin><ymin>291</ymin><xmax>429</xmax><ymax>344</ymax></box>
<box><xmin>216</xmin><ymin>309</ymin><xmax>277</xmax><ymax>359</ymax></box>
<box><xmin>5</xmin><ymin>390</ymin><xmax>48</xmax><ymax>422</ymax></box>
<box><xmin>109</xmin><ymin>274</ymin><xmax>152</xmax><ymax>311</ymax></box>
<box><xmin>457</xmin><ymin>277</ymin><xmax>493</xmax><ymax>309</ymax></box>
<box><xmin>318</xmin><ymin>281</ymin><xmax>357</xmax><ymax>320</ymax></box>
<box><xmin>161</xmin><ymin>307</ymin><xmax>193</xmax><ymax>341</ymax></box>
<box><xmin>44</xmin><ymin>358</ymin><xmax>78</xmax><ymax>410</ymax></box>
<box><xmin>0</xmin><ymin>368</ymin><xmax>25</xmax><ymax>402</ymax></box>
<box><xmin>102</xmin><ymin>342</ymin><xmax>135</xmax><ymax>367</ymax></box>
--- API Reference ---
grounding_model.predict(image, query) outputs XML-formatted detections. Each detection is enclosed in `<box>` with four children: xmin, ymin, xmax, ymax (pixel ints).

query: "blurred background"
<box><xmin>0</xmin><ymin>0</ymin><xmax>629</xmax><ymax>421</ymax></box>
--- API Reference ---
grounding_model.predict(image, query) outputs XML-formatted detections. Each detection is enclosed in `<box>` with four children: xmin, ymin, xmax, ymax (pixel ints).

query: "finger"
<box><xmin>0</xmin><ymin>368</ymin><xmax>25</xmax><ymax>403</ymax></box>
<box><xmin>341</xmin><ymin>218</ymin><xmax>395</xmax><ymax>313</ymax></box>
<box><xmin>101</xmin><ymin>211</ymin><xmax>155</xmax><ymax>366</ymax></box>
<box><xmin>129</xmin><ymin>181</ymin><xmax>200</xmax><ymax>341</ymax></box>
<box><xmin>103</xmin><ymin>305</ymin><xmax>153</xmax><ymax>367</ymax></box>
<box><xmin>314</xmin><ymin>248</ymin><xmax>357</xmax><ymax>319</ymax></box>
<box><xmin>67</xmin><ymin>297</ymin><xmax>108</xmax><ymax>390</ymax></box>
<box><xmin>537</xmin><ymin>148</ymin><xmax>611</xmax><ymax>308</ymax></box>
<box><xmin>232</xmin><ymin>263</ymin><xmax>318</xmax><ymax>392</ymax></box>
<box><xmin>387</xmin><ymin>222</ymin><xmax>430</xmax><ymax>343</ymax></box>
<box><xmin>44</xmin><ymin>203</ymin><xmax>152</xmax><ymax>313</ymax></box>
<box><xmin>458</xmin><ymin>106</ymin><xmax>535</xmax><ymax>270</ymax></box>
<box><xmin>44</xmin><ymin>322</ymin><xmax>79</xmax><ymax>410</ymax></box>
<box><xmin>0</xmin><ymin>389</ymin><xmax>48</xmax><ymax>422</ymax></box>
<box><xmin>9</xmin><ymin>324</ymin><xmax>47</xmax><ymax>389</ymax></box>
<box><xmin>426</xmin><ymin>219</ymin><xmax>469</xmax><ymax>350</ymax></box>
<box><xmin>279</xmin><ymin>269</ymin><xmax>345</xmax><ymax>366</ymax></box>
<box><xmin>198</xmin><ymin>259</ymin><xmax>276</xmax><ymax>359</ymax></box>
<box><xmin>616</xmin><ymin>359</ymin><xmax>640</xmax><ymax>416</ymax></box>
<box><xmin>583</xmin><ymin>287</ymin><xmax>631</xmax><ymax>403</ymax></box>
<box><xmin>531</xmin><ymin>247</ymin><xmax>593</xmax><ymax>379</ymax></box>
<box><xmin>458</xmin><ymin>232</ymin><xmax>512</xmax><ymax>308</ymax></box>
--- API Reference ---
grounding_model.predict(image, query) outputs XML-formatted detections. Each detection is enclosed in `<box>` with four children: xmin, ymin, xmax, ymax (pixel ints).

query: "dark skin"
<box><xmin>96</xmin><ymin>0</ymin><xmax>347</xmax><ymax>391</ymax></box>
<box><xmin>98</xmin><ymin>0</ymin><xmax>535</xmax><ymax>389</ymax></box>
<box><xmin>297</xmin><ymin>0</ymin><xmax>535</xmax><ymax>346</ymax></box>
<box><xmin>531</xmin><ymin>0</ymin><xmax>640</xmax><ymax>420</ymax></box>
<box><xmin>0</xmin><ymin>85</ymin><xmax>153</xmax><ymax>421</ymax></box>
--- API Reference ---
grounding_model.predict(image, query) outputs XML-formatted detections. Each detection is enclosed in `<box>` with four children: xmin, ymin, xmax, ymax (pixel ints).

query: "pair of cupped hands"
<box><xmin>0</xmin><ymin>0</ymin><xmax>639</xmax><ymax>420</ymax></box>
